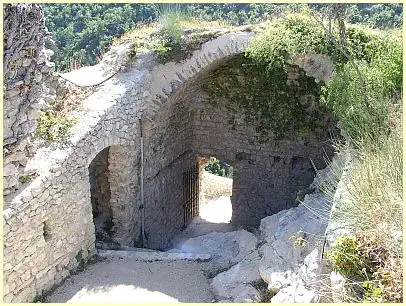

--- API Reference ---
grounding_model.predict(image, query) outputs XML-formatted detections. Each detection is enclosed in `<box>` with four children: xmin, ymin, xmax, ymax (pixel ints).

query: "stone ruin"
<box><xmin>3</xmin><ymin>4</ymin><xmax>338</xmax><ymax>302</ymax></box>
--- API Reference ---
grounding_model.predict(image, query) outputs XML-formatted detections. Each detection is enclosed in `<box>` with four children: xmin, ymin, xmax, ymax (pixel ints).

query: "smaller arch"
<box><xmin>85</xmin><ymin>136</ymin><xmax>132</xmax><ymax>169</ymax></box>
<box><xmin>88</xmin><ymin>143</ymin><xmax>142</xmax><ymax>249</ymax></box>
<box><xmin>89</xmin><ymin>146</ymin><xmax>116</xmax><ymax>249</ymax></box>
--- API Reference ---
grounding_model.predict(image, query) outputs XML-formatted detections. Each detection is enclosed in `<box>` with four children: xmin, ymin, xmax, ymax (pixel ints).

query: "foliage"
<box><xmin>346</xmin><ymin>4</ymin><xmax>403</xmax><ymax>29</ymax></box>
<box><xmin>289</xmin><ymin>231</ymin><xmax>308</xmax><ymax>249</ymax></box>
<box><xmin>18</xmin><ymin>173</ymin><xmax>38</xmax><ymax>184</ymax></box>
<box><xmin>247</xmin><ymin>12</ymin><xmax>390</xmax><ymax>71</ymax></box>
<box><xmin>156</xmin><ymin>4</ymin><xmax>188</xmax><ymax>43</ymax></box>
<box><xmin>328</xmin><ymin>233</ymin><xmax>402</xmax><ymax>302</ymax></box>
<box><xmin>204</xmin><ymin>157</ymin><xmax>233</xmax><ymax>178</ymax></box>
<box><xmin>199</xmin><ymin>14</ymin><xmax>356</xmax><ymax>141</ymax></box>
<box><xmin>323</xmin><ymin>94</ymin><xmax>402</xmax><ymax>303</ymax></box>
<box><xmin>152</xmin><ymin>6</ymin><xmax>187</xmax><ymax>63</ymax></box>
<box><xmin>42</xmin><ymin>4</ymin><xmax>402</xmax><ymax>71</ymax></box>
<box><xmin>320</xmin><ymin>32</ymin><xmax>402</xmax><ymax>144</ymax></box>
<box><xmin>43</xmin><ymin>4</ymin><xmax>158</xmax><ymax>71</ymax></box>
<box><xmin>328</xmin><ymin>236</ymin><xmax>367</xmax><ymax>279</ymax></box>
<box><xmin>200</xmin><ymin>54</ymin><xmax>331</xmax><ymax>142</ymax></box>
<box><xmin>36</xmin><ymin>110</ymin><xmax>77</xmax><ymax>142</ymax></box>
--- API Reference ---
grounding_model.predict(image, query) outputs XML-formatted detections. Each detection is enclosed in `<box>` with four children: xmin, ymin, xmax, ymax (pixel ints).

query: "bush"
<box><xmin>320</xmin><ymin>32</ymin><xmax>402</xmax><ymax>145</ymax></box>
<box><xmin>204</xmin><ymin>157</ymin><xmax>233</xmax><ymax>178</ymax></box>
<box><xmin>36</xmin><ymin>110</ymin><xmax>77</xmax><ymax>142</ymax></box>
<box><xmin>328</xmin><ymin>233</ymin><xmax>402</xmax><ymax>302</ymax></box>
<box><xmin>152</xmin><ymin>4</ymin><xmax>188</xmax><ymax>63</ymax></box>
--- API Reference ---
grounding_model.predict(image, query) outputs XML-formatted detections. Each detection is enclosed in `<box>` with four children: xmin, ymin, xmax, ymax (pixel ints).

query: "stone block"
<box><xmin>3</xmin><ymin>163</ymin><xmax>18</xmax><ymax>177</ymax></box>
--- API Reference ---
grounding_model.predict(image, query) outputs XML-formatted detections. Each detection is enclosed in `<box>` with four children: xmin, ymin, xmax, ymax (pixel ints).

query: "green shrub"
<box><xmin>328</xmin><ymin>236</ymin><xmax>369</xmax><ymax>279</ymax></box>
<box><xmin>320</xmin><ymin>31</ymin><xmax>401</xmax><ymax>145</ymax></box>
<box><xmin>18</xmin><ymin>173</ymin><xmax>37</xmax><ymax>184</ymax></box>
<box><xmin>157</xmin><ymin>12</ymin><xmax>184</xmax><ymax>44</ymax></box>
<box><xmin>36</xmin><ymin>110</ymin><xmax>77</xmax><ymax>142</ymax></box>
<box><xmin>152</xmin><ymin>4</ymin><xmax>189</xmax><ymax>63</ymax></box>
<box><xmin>246</xmin><ymin>12</ymin><xmax>346</xmax><ymax>71</ymax></box>
<box><xmin>362</xmin><ymin>281</ymin><xmax>384</xmax><ymax>302</ymax></box>
<box><xmin>204</xmin><ymin>157</ymin><xmax>233</xmax><ymax>178</ymax></box>
<box><xmin>328</xmin><ymin>233</ymin><xmax>402</xmax><ymax>302</ymax></box>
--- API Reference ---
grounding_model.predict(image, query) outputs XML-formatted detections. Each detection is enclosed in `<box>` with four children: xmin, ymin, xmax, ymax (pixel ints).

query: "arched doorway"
<box><xmin>88</xmin><ymin>144</ymin><xmax>142</xmax><ymax>249</ymax></box>
<box><xmin>199</xmin><ymin>156</ymin><xmax>233</xmax><ymax>224</ymax></box>
<box><xmin>88</xmin><ymin>147</ymin><xmax>117</xmax><ymax>249</ymax></box>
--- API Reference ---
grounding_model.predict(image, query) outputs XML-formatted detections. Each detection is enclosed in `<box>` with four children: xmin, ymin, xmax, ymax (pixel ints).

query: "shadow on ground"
<box><xmin>45</xmin><ymin>257</ymin><xmax>214</xmax><ymax>303</ymax></box>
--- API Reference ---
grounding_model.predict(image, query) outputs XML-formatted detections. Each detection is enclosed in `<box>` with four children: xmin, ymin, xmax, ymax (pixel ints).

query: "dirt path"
<box><xmin>46</xmin><ymin>195</ymin><xmax>234</xmax><ymax>303</ymax></box>
<box><xmin>45</xmin><ymin>257</ymin><xmax>214</xmax><ymax>303</ymax></box>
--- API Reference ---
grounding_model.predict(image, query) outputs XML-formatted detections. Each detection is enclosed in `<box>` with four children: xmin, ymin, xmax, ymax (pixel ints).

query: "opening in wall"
<box><xmin>198</xmin><ymin>156</ymin><xmax>233</xmax><ymax>224</ymax></box>
<box><xmin>88</xmin><ymin>147</ymin><xmax>118</xmax><ymax>249</ymax></box>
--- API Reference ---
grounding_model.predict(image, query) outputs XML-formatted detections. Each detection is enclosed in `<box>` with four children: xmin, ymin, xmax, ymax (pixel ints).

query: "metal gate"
<box><xmin>183</xmin><ymin>162</ymin><xmax>200</xmax><ymax>227</ymax></box>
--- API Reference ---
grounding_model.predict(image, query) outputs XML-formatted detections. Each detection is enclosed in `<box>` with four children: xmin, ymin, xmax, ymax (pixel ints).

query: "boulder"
<box><xmin>267</xmin><ymin>249</ymin><xmax>322</xmax><ymax>302</ymax></box>
<box><xmin>271</xmin><ymin>279</ymin><xmax>319</xmax><ymax>303</ymax></box>
<box><xmin>258</xmin><ymin>185</ymin><xmax>328</xmax><ymax>299</ymax></box>
<box><xmin>211</xmin><ymin>250</ymin><xmax>261</xmax><ymax>298</ymax></box>
<box><xmin>3</xmin><ymin>163</ymin><xmax>18</xmax><ymax>177</ymax></box>
<box><xmin>232</xmin><ymin>284</ymin><xmax>261</xmax><ymax>303</ymax></box>
<box><xmin>259</xmin><ymin>192</ymin><xmax>328</xmax><ymax>273</ymax></box>
<box><xmin>298</xmin><ymin>248</ymin><xmax>321</xmax><ymax>284</ymax></box>
<box><xmin>171</xmin><ymin>230</ymin><xmax>258</xmax><ymax>272</ymax></box>
<box><xmin>329</xmin><ymin>271</ymin><xmax>347</xmax><ymax>303</ymax></box>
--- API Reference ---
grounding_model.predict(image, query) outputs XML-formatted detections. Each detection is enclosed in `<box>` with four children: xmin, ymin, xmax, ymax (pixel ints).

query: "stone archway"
<box><xmin>88</xmin><ymin>144</ymin><xmax>142</xmax><ymax>249</ymax></box>
<box><xmin>89</xmin><ymin>147</ymin><xmax>116</xmax><ymax>248</ymax></box>
<box><xmin>141</xmin><ymin>50</ymin><xmax>338</xmax><ymax>248</ymax></box>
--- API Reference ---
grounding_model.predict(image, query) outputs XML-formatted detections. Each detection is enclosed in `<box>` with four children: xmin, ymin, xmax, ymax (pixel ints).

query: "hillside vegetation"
<box><xmin>42</xmin><ymin>3</ymin><xmax>402</xmax><ymax>72</ymax></box>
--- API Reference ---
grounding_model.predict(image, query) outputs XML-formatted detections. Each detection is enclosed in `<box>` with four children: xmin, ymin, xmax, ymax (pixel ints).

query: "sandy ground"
<box><xmin>170</xmin><ymin>196</ymin><xmax>235</xmax><ymax>248</ymax></box>
<box><xmin>200</xmin><ymin>196</ymin><xmax>233</xmax><ymax>223</ymax></box>
<box><xmin>46</xmin><ymin>195</ymin><xmax>233</xmax><ymax>303</ymax></box>
<box><xmin>45</xmin><ymin>257</ymin><xmax>214</xmax><ymax>303</ymax></box>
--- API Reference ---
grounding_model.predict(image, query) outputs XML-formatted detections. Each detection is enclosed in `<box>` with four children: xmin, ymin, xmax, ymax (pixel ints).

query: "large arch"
<box><xmin>140</xmin><ymin>36</ymin><xmax>337</xmax><ymax>248</ymax></box>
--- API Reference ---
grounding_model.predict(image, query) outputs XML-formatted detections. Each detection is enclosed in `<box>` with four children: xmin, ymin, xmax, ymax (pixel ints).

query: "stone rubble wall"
<box><xmin>142</xmin><ymin>75</ymin><xmax>195</xmax><ymax>250</ymax></box>
<box><xmin>3</xmin><ymin>61</ymin><xmax>145</xmax><ymax>301</ymax></box>
<box><xmin>182</xmin><ymin>64</ymin><xmax>338</xmax><ymax>225</ymax></box>
<box><xmin>3</xmin><ymin>4</ymin><xmax>57</xmax><ymax>196</ymax></box>
<box><xmin>108</xmin><ymin>144</ymin><xmax>141</xmax><ymax>246</ymax></box>
<box><xmin>139</xmin><ymin>32</ymin><xmax>254</xmax><ymax>250</ymax></box>
<box><xmin>3</xmin><ymin>30</ymin><xmax>255</xmax><ymax>302</ymax></box>
<box><xmin>191</xmin><ymin>96</ymin><xmax>335</xmax><ymax>227</ymax></box>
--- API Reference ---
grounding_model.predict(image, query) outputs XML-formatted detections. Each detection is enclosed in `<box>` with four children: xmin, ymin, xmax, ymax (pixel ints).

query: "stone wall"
<box><xmin>191</xmin><ymin>90</ymin><xmax>335</xmax><ymax>227</ymax></box>
<box><xmin>3</xmin><ymin>23</ymin><xmax>339</xmax><ymax>302</ymax></box>
<box><xmin>142</xmin><ymin>83</ymin><xmax>195</xmax><ymax>249</ymax></box>
<box><xmin>3</xmin><ymin>4</ymin><xmax>55</xmax><ymax>196</ymax></box>
<box><xmin>108</xmin><ymin>144</ymin><xmax>141</xmax><ymax>246</ymax></box>
<box><xmin>3</xmin><ymin>66</ymin><xmax>145</xmax><ymax>301</ymax></box>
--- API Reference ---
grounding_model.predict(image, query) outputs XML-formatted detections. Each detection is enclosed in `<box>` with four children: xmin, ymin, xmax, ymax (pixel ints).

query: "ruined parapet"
<box><xmin>3</xmin><ymin>4</ymin><xmax>55</xmax><ymax>196</ymax></box>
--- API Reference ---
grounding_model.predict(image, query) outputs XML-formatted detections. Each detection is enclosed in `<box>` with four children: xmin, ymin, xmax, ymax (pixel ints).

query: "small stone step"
<box><xmin>98</xmin><ymin>249</ymin><xmax>211</xmax><ymax>262</ymax></box>
<box><xmin>120</xmin><ymin>246</ymin><xmax>157</xmax><ymax>252</ymax></box>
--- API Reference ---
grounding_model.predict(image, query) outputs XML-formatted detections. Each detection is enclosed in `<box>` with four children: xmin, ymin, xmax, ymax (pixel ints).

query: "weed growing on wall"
<box><xmin>36</xmin><ymin>110</ymin><xmax>77</xmax><ymax>142</ymax></box>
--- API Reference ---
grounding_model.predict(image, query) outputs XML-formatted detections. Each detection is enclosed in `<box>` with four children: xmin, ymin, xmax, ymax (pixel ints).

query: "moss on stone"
<box><xmin>199</xmin><ymin>54</ymin><xmax>331</xmax><ymax>142</ymax></box>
